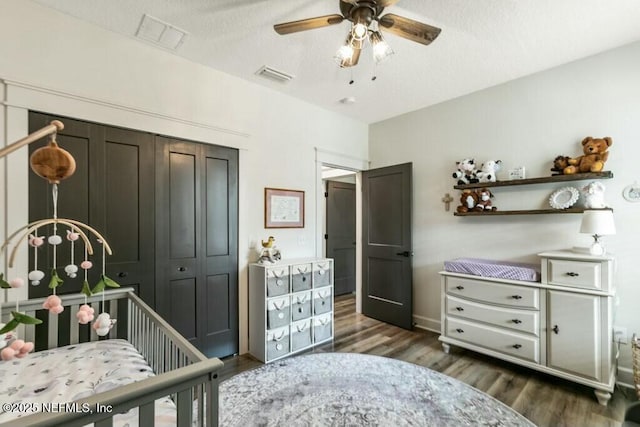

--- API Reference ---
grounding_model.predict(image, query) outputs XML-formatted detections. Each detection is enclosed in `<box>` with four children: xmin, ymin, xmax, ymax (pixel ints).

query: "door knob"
<box><xmin>178</xmin><ymin>267</ymin><xmax>186</xmax><ymax>272</ymax></box>
<box><xmin>396</xmin><ymin>251</ymin><xmax>411</xmax><ymax>257</ymax></box>
<box><xmin>552</xmin><ymin>325</ymin><xmax>559</xmax><ymax>334</ymax></box>
<box><xmin>117</xmin><ymin>272</ymin><xmax>128</xmax><ymax>278</ymax></box>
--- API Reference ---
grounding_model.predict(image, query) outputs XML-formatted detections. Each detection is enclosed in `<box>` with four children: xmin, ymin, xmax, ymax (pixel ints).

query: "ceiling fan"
<box><xmin>274</xmin><ymin>0</ymin><xmax>441</xmax><ymax>68</ymax></box>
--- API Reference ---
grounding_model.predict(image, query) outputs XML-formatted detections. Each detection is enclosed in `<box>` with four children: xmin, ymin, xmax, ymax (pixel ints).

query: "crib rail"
<box><xmin>0</xmin><ymin>289</ymin><xmax>223</xmax><ymax>426</ymax></box>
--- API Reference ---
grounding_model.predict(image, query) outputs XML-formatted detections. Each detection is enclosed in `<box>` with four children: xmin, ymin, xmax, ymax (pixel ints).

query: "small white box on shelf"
<box><xmin>508</xmin><ymin>166</ymin><xmax>526</xmax><ymax>180</ymax></box>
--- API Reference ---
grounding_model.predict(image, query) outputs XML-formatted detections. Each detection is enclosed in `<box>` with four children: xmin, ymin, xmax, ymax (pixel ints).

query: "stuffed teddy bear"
<box><xmin>582</xmin><ymin>181</ymin><xmax>608</xmax><ymax>209</ymax></box>
<box><xmin>563</xmin><ymin>137</ymin><xmax>612</xmax><ymax>174</ymax></box>
<box><xmin>452</xmin><ymin>159</ymin><xmax>479</xmax><ymax>185</ymax></box>
<box><xmin>477</xmin><ymin>160</ymin><xmax>502</xmax><ymax>183</ymax></box>
<box><xmin>551</xmin><ymin>155</ymin><xmax>571</xmax><ymax>175</ymax></box>
<box><xmin>456</xmin><ymin>190</ymin><xmax>478</xmax><ymax>213</ymax></box>
<box><xmin>474</xmin><ymin>188</ymin><xmax>497</xmax><ymax>211</ymax></box>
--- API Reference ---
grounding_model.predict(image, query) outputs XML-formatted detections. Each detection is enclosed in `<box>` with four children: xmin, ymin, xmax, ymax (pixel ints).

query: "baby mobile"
<box><xmin>0</xmin><ymin>120</ymin><xmax>120</xmax><ymax>360</ymax></box>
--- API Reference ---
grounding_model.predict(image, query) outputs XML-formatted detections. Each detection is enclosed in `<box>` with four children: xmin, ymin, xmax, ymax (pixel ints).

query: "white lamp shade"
<box><xmin>580</xmin><ymin>210</ymin><xmax>616</xmax><ymax>236</ymax></box>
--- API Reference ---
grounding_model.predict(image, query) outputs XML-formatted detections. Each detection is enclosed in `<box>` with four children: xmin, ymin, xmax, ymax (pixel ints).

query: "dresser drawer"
<box><xmin>547</xmin><ymin>259</ymin><xmax>601</xmax><ymax>290</ymax></box>
<box><xmin>446</xmin><ymin>276</ymin><xmax>539</xmax><ymax>309</ymax></box>
<box><xmin>446</xmin><ymin>317</ymin><xmax>539</xmax><ymax>363</ymax></box>
<box><xmin>445</xmin><ymin>295</ymin><xmax>539</xmax><ymax>336</ymax></box>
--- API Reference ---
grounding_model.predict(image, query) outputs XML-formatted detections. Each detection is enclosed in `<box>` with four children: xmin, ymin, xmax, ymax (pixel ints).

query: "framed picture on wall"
<box><xmin>265</xmin><ymin>188</ymin><xmax>305</xmax><ymax>228</ymax></box>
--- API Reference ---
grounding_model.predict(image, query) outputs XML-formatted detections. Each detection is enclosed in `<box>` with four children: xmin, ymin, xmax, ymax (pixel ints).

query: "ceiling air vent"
<box><xmin>255</xmin><ymin>66</ymin><xmax>295</xmax><ymax>83</ymax></box>
<box><xmin>136</xmin><ymin>14</ymin><xmax>188</xmax><ymax>50</ymax></box>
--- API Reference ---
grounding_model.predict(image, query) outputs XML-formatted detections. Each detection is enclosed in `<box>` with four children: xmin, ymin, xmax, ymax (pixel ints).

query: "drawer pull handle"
<box><xmin>552</xmin><ymin>325</ymin><xmax>559</xmax><ymax>334</ymax></box>
<box><xmin>512</xmin><ymin>344</ymin><xmax>522</xmax><ymax>349</ymax></box>
<box><xmin>178</xmin><ymin>267</ymin><xmax>186</xmax><ymax>272</ymax></box>
<box><xmin>566</xmin><ymin>272</ymin><xmax>580</xmax><ymax>277</ymax></box>
<box><xmin>511</xmin><ymin>295</ymin><xmax>523</xmax><ymax>300</ymax></box>
<box><xmin>455</xmin><ymin>286</ymin><xmax>464</xmax><ymax>290</ymax></box>
<box><xmin>455</xmin><ymin>307</ymin><xmax>464</xmax><ymax>311</ymax></box>
<box><xmin>118</xmin><ymin>272</ymin><xmax>128</xmax><ymax>278</ymax></box>
<box><xmin>455</xmin><ymin>328</ymin><xmax>464</xmax><ymax>333</ymax></box>
<box><xmin>512</xmin><ymin>319</ymin><xmax>522</xmax><ymax>324</ymax></box>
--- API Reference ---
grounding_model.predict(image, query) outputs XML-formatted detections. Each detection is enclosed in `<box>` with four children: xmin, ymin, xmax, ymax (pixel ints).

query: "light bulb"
<box><xmin>352</xmin><ymin>23</ymin><xmax>368</xmax><ymax>40</ymax></box>
<box><xmin>334</xmin><ymin>44</ymin><xmax>354</xmax><ymax>66</ymax></box>
<box><xmin>370</xmin><ymin>31</ymin><xmax>394</xmax><ymax>63</ymax></box>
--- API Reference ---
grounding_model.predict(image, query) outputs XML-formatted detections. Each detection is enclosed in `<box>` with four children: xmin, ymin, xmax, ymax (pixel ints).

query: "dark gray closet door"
<box><xmin>28</xmin><ymin>113</ymin><xmax>155</xmax><ymax>304</ymax></box>
<box><xmin>155</xmin><ymin>136</ymin><xmax>239</xmax><ymax>358</ymax></box>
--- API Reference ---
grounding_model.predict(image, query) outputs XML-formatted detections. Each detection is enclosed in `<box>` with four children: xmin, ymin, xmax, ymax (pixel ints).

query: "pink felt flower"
<box><xmin>80</xmin><ymin>260</ymin><xmax>93</xmax><ymax>270</ymax></box>
<box><xmin>76</xmin><ymin>304</ymin><xmax>95</xmax><ymax>324</ymax></box>
<box><xmin>0</xmin><ymin>339</ymin><xmax>34</xmax><ymax>361</ymax></box>
<box><xmin>42</xmin><ymin>295</ymin><xmax>64</xmax><ymax>314</ymax></box>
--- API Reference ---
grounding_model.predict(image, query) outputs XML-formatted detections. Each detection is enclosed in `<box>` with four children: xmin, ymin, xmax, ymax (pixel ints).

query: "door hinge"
<box><xmin>324</xmin><ymin>234</ymin><xmax>328</xmax><ymax>240</ymax></box>
<box><xmin>324</xmin><ymin>192</ymin><xmax>328</xmax><ymax>197</ymax></box>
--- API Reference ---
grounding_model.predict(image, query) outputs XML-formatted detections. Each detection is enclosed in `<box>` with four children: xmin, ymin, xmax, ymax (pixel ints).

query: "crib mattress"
<box><xmin>444</xmin><ymin>258</ymin><xmax>541</xmax><ymax>282</ymax></box>
<box><xmin>0</xmin><ymin>339</ymin><xmax>177</xmax><ymax>426</ymax></box>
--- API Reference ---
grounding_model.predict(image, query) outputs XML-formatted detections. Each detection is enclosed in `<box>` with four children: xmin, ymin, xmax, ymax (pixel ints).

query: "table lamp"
<box><xmin>580</xmin><ymin>210</ymin><xmax>616</xmax><ymax>255</ymax></box>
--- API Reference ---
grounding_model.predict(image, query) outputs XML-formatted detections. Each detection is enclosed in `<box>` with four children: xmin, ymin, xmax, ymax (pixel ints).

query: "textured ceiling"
<box><xmin>30</xmin><ymin>0</ymin><xmax>640</xmax><ymax>124</ymax></box>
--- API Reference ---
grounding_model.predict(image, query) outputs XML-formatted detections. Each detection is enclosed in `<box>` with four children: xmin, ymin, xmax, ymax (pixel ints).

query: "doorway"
<box><xmin>321</xmin><ymin>166</ymin><xmax>358</xmax><ymax>312</ymax></box>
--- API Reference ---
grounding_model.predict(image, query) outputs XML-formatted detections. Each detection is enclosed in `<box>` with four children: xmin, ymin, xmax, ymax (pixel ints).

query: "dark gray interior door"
<box><xmin>362</xmin><ymin>163</ymin><xmax>413</xmax><ymax>330</ymax></box>
<box><xmin>155</xmin><ymin>136</ymin><xmax>239</xmax><ymax>358</ymax></box>
<box><xmin>28</xmin><ymin>112</ymin><xmax>155</xmax><ymax>304</ymax></box>
<box><xmin>326</xmin><ymin>180</ymin><xmax>356</xmax><ymax>296</ymax></box>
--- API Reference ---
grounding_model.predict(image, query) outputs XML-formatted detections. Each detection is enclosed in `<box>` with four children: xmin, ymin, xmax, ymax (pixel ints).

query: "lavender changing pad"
<box><xmin>444</xmin><ymin>258</ymin><xmax>541</xmax><ymax>282</ymax></box>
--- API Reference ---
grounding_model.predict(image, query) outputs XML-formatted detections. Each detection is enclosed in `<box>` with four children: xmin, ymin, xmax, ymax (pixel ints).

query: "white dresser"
<box><xmin>439</xmin><ymin>250</ymin><xmax>616</xmax><ymax>405</ymax></box>
<box><xmin>249</xmin><ymin>258</ymin><xmax>334</xmax><ymax>363</ymax></box>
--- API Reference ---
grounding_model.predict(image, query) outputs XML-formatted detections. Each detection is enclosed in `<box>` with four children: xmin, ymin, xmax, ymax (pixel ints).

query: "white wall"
<box><xmin>0</xmin><ymin>0</ymin><xmax>368</xmax><ymax>354</ymax></box>
<box><xmin>370</xmin><ymin>41</ymin><xmax>640</xmax><ymax>383</ymax></box>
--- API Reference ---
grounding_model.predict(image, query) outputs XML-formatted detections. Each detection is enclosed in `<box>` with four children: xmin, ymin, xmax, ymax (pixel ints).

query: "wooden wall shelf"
<box><xmin>454</xmin><ymin>171</ymin><xmax>613</xmax><ymax>190</ymax></box>
<box><xmin>454</xmin><ymin>208</ymin><xmax>613</xmax><ymax>217</ymax></box>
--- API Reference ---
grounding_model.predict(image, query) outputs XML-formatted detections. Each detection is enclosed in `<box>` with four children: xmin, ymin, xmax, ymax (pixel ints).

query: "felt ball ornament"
<box><xmin>93</xmin><ymin>313</ymin><xmax>116</xmax><ymax>337</ymax></box>
<box><xmin>42</xmin><ymin>294</ymin><xmax>64</xmax><ymax>314</ymax></box>
<box><xmin>28</xmin><ymin>270</ymin><xmax>45</xmax><ymax>286</ymax></box>
<box><xmin>66</xmin><ymin>230</ymin><xmax>80</xmax><ymax>241</ymax></box>
<box><xmin>48</xmin><ymin>235</ymin><xmax>62</xmax><ymax>245</ymax></box>
<box><xmin>76</xmin><ymin>304</ymin><xmax>95</xmax><ymax>324</ymax></box>
<box><xmin>64</xmin><ymin>264</ymin><xmax>78</xmax><ymax>278</ymax></box>
<box><xmin>9</xmin><ymin>278</ymin><xmax>24</xmax><ymax>288</ymax></box>
<box><xmin>0</xmin><ymin>339</ymin><xmax>34</xmax><ymax>360</ymax></box>
<box><xmin>28</xmin><ymin>235</ymin><xmax>45</xmax><ymax>247</ymax></box>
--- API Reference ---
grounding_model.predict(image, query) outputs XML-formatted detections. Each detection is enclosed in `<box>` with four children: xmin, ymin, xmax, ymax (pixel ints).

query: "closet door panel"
<box><xmin>206</xmin><ymin>157</ymin><xmax>229</xmax><ymax>257</ymax></box>
<box><xmin>103</xmin><ymin>127</ymin><xmax>155</xmax><ymax>305</ymax></box>
<box><xmin>170</xmin><ymin>278</ymin><xmax>198</xmax><ymax>343</ymax></box>
<box><xmin>200</xmin><ymin>145</ymin><xmax>238</xmax><ymax>357</ymax></box>
<box><xmin>155</xmin><ymin>138</ymin><xmax>202</xmax><ymax>348</ymax></box>
<box><xmin>169</xmin><ymin>151</ymin><xmax>197</xmax><ymax>259</ymax></box>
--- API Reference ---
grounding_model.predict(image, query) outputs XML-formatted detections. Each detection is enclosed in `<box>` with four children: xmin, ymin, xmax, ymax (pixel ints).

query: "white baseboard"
<box><xmin>413</xmin><ymin>315</ymin><xmax>440</xmax><ymax>334</ymax></box>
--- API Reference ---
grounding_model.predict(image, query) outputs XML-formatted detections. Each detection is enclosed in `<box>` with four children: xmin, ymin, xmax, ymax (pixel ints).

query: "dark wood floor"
<box><xmin>220</xmin><ymin>295</ymin><xmax>635</xmax><ymax>427</ymax></box>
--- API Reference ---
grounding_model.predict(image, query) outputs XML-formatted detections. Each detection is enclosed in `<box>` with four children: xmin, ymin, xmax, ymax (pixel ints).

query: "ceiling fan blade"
<box><xmin>377</xmin><ymin>0</ymin><xmax>401</xmax><ymax>7</ymax></box>
<box><xmin>340</xmin><ymin>47</ymin><xmax>361</xmax><ymax>68</ymax></box>
<box><xmin>274</xmin><ymin>14</ymin><xmax>344</xmax><ymax>35</ymax></box>
<box><xmin>378</xmin><ymin>13</ymin><xmax>441</xmax><ymax>45</ymax></box>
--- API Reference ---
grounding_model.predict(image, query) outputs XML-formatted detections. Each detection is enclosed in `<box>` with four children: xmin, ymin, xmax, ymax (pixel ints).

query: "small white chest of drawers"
<box><xmin>249</xmin><ymin>258</ymin><xmax>334</xmax><ymax>363</ymax></box>
<box><xmin>440</xmin><ymin>250</ymin><xmax>616</xmax><ymax>405</ymax></box>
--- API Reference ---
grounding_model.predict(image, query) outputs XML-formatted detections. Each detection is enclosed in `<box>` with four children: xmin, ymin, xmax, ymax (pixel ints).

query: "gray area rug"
<box><xmin>219</xmin><ymin>353</ymin><xmax>535</xmax><ymax>426</ymax></box>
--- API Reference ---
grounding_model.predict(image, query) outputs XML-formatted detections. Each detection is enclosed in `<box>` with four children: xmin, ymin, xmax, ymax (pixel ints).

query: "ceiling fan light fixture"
<box><xmin>370</xmin><ymin>30</ymin><xmax>394</xmax><ymax>63</ymax></box>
